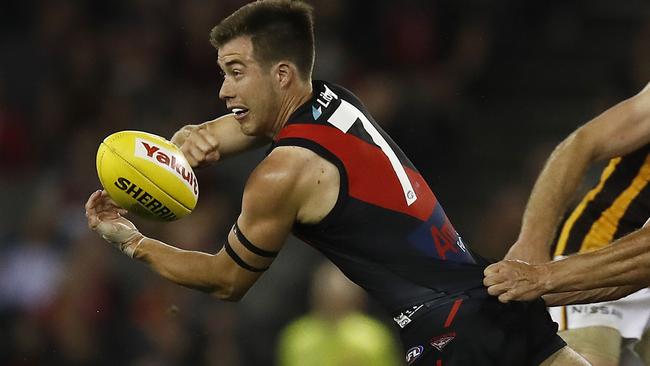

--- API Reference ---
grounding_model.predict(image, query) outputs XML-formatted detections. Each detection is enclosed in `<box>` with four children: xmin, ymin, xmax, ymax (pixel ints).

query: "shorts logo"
<box><xmin>405</xmin><ymin>345</ymin><xmax>424</xmax><ymax>364</ymax></box>
<box><xmin>569</xmin><ymin>305</ymin><xmax>623</xmax><ymax>318</ymax></box>
<box><xmin>393</xmin><ymin>304</ymin><xmax>424</xmax><ymax>328</ymax></box>
<box><xmin>430</xmin><ymin>332</ymin><xmax>456</xmax><ymax>351</ymax></box>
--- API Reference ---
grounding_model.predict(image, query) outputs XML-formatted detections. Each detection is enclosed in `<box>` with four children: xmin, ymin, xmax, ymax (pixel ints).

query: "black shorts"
<box><xmin>398</xmin><ymin>288</ymin><xmax>566</xmax><ymax>366</ymax></box>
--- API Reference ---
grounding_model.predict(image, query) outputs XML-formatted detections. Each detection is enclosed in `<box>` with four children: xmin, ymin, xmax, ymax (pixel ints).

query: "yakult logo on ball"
<box><xmin>134</xmin><ymin>138</ymin><xmax>199</xmax><ymax>196</ymax></box>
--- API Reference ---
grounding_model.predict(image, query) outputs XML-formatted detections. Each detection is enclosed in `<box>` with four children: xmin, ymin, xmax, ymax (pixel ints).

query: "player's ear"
<box><xmin>274</xmin><ymin>62</ymin><xmax>294</xmax><ymax>88</ymax></box>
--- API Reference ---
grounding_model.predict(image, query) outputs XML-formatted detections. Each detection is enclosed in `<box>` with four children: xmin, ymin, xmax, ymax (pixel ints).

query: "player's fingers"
<box><xmin>86</xmin><ymin>195</ymin><xmax>103</xmax><ymax>230</ymax></box>
<box><xmin>183</xmin><ymin>141</ymin><xmax>204</xmax><ymax>159</ymax></box>
<box><xmin>184</xmin><ymin>153</ymin><xmax>199</xmax><ymax>167</ymax></box>
<box><xmin>85</xmin><ymin>190</ymin><xmax>102</xmax><ymax>209</ymax></box>
<box><xmin>205</xmin><ymin>150</ymin><xmax>221</xmax><ymax>162</ymax></box>
<box><xmin>85</xmin><ymin>190</ymin><xmax>103</xmax><ymax>216</ymax></box>
<box><xmin>88</xmin><ymin>214</ymin><xmax>100</xmax><ymax>230</ymax></box>
<box><xmin>486</xmin><ymin>282</ymin><xmax>510</xmax><ymax>297</ymax></box>
<box><xmin>500</xmin><ymin>285</ymin><xmax>534</xmax><ymax>303</ymax></box>
<box><xmin>498</xmin><ymin>292</ymin><xmax>513</xmax><ymax>303</ymax></box>
<box><xmin>182</xmin><ymin>144</ymin><xmax>203</xmax><ymax>167</ymax></box>
<box><xmin>171</xmin><ymin>125</ymin><xmax>197</xmax><ymax>147</ymax></box>
<box><xmin>483</xmin><ymin>273</ymin><xmax>503</xmax><ymax>287</ymax></box>
<box><xmin>190</xmin><ymin>132</ymin><xmax>213</xmax><ymax>153</ymax></box>
<box><xmin>483</xmin><ymin>263</ymin><xmax>502</xmax><ymax>277</ymax></box>
<box><xmin>99</xmin><ymin>210</ymin><xmax>122</xmax><ymax>221</ymax></box>
<box><xmin>94</xmin><ymin>193</ymin><xmax>126</xmax><ymax>218</ymax></box>
<box><xmin>197</xmin><ymin>128</ymin><xmax>219</xmax><ymax>150</ymax></box>
<box><xmin>95</xmin><ymin>192</ymin><xmax>116</xmax><ymax>212</ymax></box>
<box><xmin>100</xmin><ymin>191</ymin><xmax>125</xmax><ymax>213</ymax></box>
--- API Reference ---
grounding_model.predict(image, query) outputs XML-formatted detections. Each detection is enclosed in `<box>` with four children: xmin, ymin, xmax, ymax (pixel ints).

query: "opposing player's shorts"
<box><xmin>397</xmin><ymin>287</ymin><xmax>566</xmax><ymax>365</ymax></box>
<box><xmin>548</xmin><ymin>288</ymin><xmax>650</xmax><ymax>340</ymax></box>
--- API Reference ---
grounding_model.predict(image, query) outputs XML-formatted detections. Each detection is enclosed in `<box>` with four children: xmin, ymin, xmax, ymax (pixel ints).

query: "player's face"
<box><xmin>218</xmin><ymin>36</ymin><xmax>281</xmax><ymax>137</ymax></box>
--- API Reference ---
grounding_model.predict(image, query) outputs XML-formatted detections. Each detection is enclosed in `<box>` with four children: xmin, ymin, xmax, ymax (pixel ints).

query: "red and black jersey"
<box><xmin>272</xmin><ymin>80</ymin><xmax>488</xmax><ymax>313</ymax></box>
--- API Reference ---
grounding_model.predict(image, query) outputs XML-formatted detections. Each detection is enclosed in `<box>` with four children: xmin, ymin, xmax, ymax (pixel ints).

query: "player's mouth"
<box><xmin>231</xmin><ymin>107</ymin><xmax>249</xmax><ymax>121</ymax></box>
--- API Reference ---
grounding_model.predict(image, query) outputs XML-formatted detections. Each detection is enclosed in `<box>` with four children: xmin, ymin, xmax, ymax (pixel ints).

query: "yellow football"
<box><xmin>96</xmin><ymin>130</ymin><xmax>199</xmax><ymax>221</ymax></box>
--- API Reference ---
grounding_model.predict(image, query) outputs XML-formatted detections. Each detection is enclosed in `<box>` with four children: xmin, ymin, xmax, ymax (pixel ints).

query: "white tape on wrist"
<box><xmin>124</xmin><ymin>237</ymin><xmax>146</xmax><ymax>258</ymax></box>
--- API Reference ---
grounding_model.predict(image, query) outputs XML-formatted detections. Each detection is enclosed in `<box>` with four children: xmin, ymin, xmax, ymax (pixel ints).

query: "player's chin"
<box><xmin>239</xmin><ymin>120</ymin><xmax>260</xmax><ymax>136</ymax></box>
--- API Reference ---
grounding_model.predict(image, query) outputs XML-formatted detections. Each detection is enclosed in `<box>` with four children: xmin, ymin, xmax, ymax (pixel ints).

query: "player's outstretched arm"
<box><xmin>171</xmin><ymin>114</ymin><xmax>270</xmax><ymax>168</ymax></box>
<box><xmin>506</xmin><ymin>82</ymin><xmax>650</xmax><ymax>263</ymax></box>
<box><xmin>86</xmin><ymin>148</ymin><xmax>315</xmax><ymax>300</ymax></box>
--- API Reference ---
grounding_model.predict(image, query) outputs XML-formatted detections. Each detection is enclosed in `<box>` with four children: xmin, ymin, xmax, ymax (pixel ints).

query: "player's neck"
<box><xmin>269</xmin><ymin>81</ymin><xmax>312</xmax><ymax>139</ymax></box>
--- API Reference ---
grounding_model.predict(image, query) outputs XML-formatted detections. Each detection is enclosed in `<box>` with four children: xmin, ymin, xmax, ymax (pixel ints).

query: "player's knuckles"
<box><xmin>184</xmin><ymin>153</ymin><xmax>199</xmax><ymax>167</ymax></box>
<box><xmin>202</xmin><ymin>132</ymin><xmax>219</xmax><ymax>148</ymax></box>
<box><xmin>482</xmin><ymin>276</ymin><xmax>494</xmax><ymax>286</ymax></box>
<box><xmin>487</xmin><ymin>284</ymin><xmax>506</xmax><ymax>296</ymax></box>
<box><xmin>483</xmin><ymin>274</ymin><xmax>504</xmax><ymax>286</ymax></box>
<box><xmin>185</xmin><ymin>156</ymin><xmax>198</xmax><ymax>167</ymax></box>
<box><xmin>197</xmin><ymin>131</ymin><xmax>219</xmax><ymax>150</ymax></box>
<box><xmin>88</xmin><ymin>215</ymin><xmax>101</xmax><ymax>229</ymax></box>
<box><xmin>188</xmin><ymin>134</ymin><xmax>208</xmax><ymax>150</ymax></box>
<box><xmin>484</xmin><ymin>264</ymin><xmax>500</xmax><ymax>275</ymax></box>
<box><xmin>180</xmin><ymin>144</ymin><xmax>193</xmax><ymax>159</ymax></box>
<box><xmin>206</xmin><ymin>150</ymin><xmax>220</xmax><ymax>161</ymax></box>
<box><xmin>85</xmin><ymin>192</ymin><xmax>100</xmax><ymax>210</ymax></box>
<box><xmin>486</xmin><ymin>285</ymin><xmax>498</xmax><ymax>295</ymax></box>
<box><xmin>186</xmin><ymin>145</ymin><xmax>205</xmax><ymax>160</ymax></box>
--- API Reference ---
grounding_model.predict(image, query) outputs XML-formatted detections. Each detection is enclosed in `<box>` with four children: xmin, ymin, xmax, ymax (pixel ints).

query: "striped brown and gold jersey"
<box><xmin>553</xmin><ymin>144</ymin><xmax>650</xmax><ymax>257</ymax></box>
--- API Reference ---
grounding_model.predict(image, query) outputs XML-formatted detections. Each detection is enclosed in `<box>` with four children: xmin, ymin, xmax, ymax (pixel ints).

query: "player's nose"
<box><xmin>219</xmin><ymin>78</ymin><xmax>234</xmax><ymax>100</ymax></box>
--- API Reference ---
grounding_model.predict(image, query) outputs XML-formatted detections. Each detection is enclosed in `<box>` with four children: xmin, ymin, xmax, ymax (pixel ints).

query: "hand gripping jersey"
<box><xmin>273</xmin><ymin>80</ymin><xmax>489</xmax><ymax>314</ymax></box>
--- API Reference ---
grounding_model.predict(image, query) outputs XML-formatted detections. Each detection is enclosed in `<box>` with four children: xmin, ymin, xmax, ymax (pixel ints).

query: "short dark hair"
<box><xmin>210</xmin><ymin>0</ymin><xmax>315</xmax><ymax>81</ymax></box>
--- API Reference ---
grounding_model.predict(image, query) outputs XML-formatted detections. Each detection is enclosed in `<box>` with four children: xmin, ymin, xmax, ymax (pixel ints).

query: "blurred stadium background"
<box><xmin>0</xmin><ymin>0</ymin><xmax>649</xmax><ymax>365</ymax></box>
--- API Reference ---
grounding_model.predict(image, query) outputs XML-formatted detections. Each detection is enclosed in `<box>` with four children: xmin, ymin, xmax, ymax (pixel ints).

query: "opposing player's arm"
<box><xmin>544</xmin><ymin>225</ymin><xmax>650</xmax><ymax>292</ymax></box>
<box><xmin>506</xmin><ymin>82</ymin><xmax>650</xmax><ymax>263</ymax></box>
<box><xmin>581</xmin><ymin>81</ymin><xmax>650</xmax><ymax>160</ymax></box>
<box><xmin>171</xmin><ymin>114</ymin><xmax>270</xmax><ymax>167</ymax></box>
<box><xmin>485</xmin><ymin>225</ymin><xmax>650</xmax><ymax>303</ymax></box>
<box><xmin>125</xmin><ymin>148</ymin><xmax>312</xmax><ymax>300</ymax></box>
<box><xmin>542</xmin><ymin>285</ymin><xmax>645</xmax><ymax>306</ymax></box>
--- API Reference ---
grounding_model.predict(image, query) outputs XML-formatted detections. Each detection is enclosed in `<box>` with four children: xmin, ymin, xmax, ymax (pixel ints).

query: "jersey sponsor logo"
<box><xmin>313</xmin><ymin>84</ymin><xmax>339</xmax><ymax>120</ymax></box>
<box><xmin>393</xmin><ymin>304</ymin><xmax>424</xmax><ymax>328</ymax></box>
<box><xmin>134</xmin><ymin>138</ymin><xmax>199</xmax><ymax>196</ymax></box>
<box><xmin>317</xmin><ymin>83</ymin><xmax>338</xmax><ymax>108</ymax></box>
<box><xmin>405</xmin><ymin>345</ymin><xmax>424</xmax><ymax>364</ymax></box>
<box><xmin>569</xmin><ymin>305</ymin><xmax>623</xmax><ymax>318</ymax></box>
<box><xmin>430</xmin><ymin>332</ymin><xmax>456</xmax><ymax>352</ymax></box>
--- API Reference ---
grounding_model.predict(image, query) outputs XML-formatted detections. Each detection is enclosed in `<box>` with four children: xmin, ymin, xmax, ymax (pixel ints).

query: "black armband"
<box><xmin>224</xmin><ymin>241</ymin><xmax>269</xmax><ymax>272</ymax></box>
<box><xmin>233</xmin><ymin>222</ymin><xmax>279</xmax><ymax>258</ymax></box>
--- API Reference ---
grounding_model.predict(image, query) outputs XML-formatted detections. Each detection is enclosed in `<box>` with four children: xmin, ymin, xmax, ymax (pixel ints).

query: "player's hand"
<box><xmin>503</xmin><ymin>240</ymin><xmax>550</xmax><ymax>264</ymax></box>
<box><xmin>172</xmin><ymin>124</ymin><xmax>220</xmax><ymax>168</ymax></box>
<box><xmin>171</xmin><ymin>124</ymin><xmax>198</xmax><ymax>147</ymax></box>
<box><xmin>85</xmin><ymin>190</ymin><xmax>145</xmax><ymax>258</ymax></box>
<box><xmin>483</xmin><ymin>260</ymin><xmax>551</xmax><ymax>303</ymax></box>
